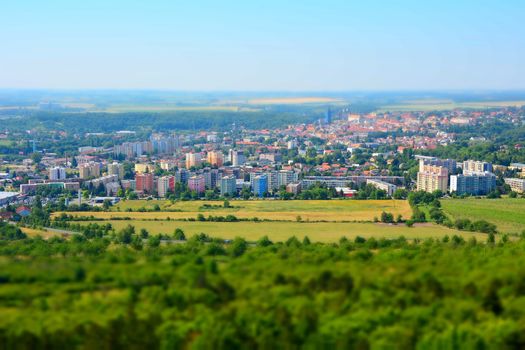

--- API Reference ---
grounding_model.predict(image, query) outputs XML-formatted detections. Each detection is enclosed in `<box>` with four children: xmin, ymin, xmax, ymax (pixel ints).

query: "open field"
<box><xmin>441</xmin><ymin>198</ymin><xmax>525</xmax><ymax>233</ymax></box>
<box><xmin>378</xmin><ymin>99</ymin><xmax>525</xmax><ymax>112</ymax></box>
<box><xmin>20</xmin><ymin>227</ymin><xmax>59</xmax><ymax>239</ymax></box>
<box><xmin>246</xmin><ymin>97</ymin><xmax>343</xmax><ymax>105</ymax></box>
<box><xmin>64</xmin><ymin>199</ymin><xmax>413</xmax><ymax>222</ymax></box>
<box><xmin>74</xmin><ymin>220</ymin><xmax>483</xmax><ymax>243</ymax></box>
<box><xmin>102</xmin><ymin>105</ymin><xmax>260</xmax><ymax>113</ymax></box>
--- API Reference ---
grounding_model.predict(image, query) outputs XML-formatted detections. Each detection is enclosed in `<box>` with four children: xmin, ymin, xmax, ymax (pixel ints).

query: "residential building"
<box><xmin>186</xmin><ymin>152</ymin><xmax>202</xmax><ymax>169</ymax></box>
<box><xmin>49</xmin><ymin>166</ymin><xmax>66</xmax><ymax>181</ymax></box>
<box><xmin>229</xmin><ymin>149</ymin><xmax>245</xmax><ymax>166</ymax></box>
<box><xmin>220</xmin><ymin>176</ymin><xmax>237</xmax><ymax>196</ymax></box>
<box><xmin>416</xmin><ymin>164</ymin><xmax>448</xmax><ymax>193</ymax></box>
<box><xmin>188</xmin><ymin>175</ymin><xmax>205</xmax><ymax>194</ymax></box>
<box><xmin>366</xmin><ymin>179</ymin><xmax>398</xmax><ymax>196</ymax></box>
<box><xmin>252</xmin><ymin>174</ymin><xmax>268</xmax><ymax>197</ymax></box>
<box><xmin>157</xmin><ymin>176</ymin><xmax>175</xmax><ymax>198</ymax></box>
<box><xmin>135</xmin><ymin>173</ymin><xmax>154</xmax><ymax>194</ymax></box>
<box><xmin>203</xmin><ymin>169</ymin><xmax>221</xmax><ymax>189</ymax></box>
<box><xmin>107</xmin><ymin>162</ymin><xmax>125</xmax><ymax>179</ymax></box>
<box><xmin>504</xmin><ymin>178</ymin><xmax>525</xmax><ymax>193</ymax></box>
<box><xmin>278</xmin><ymin>170</ymin><xmax>299</xmax><ymax>187</ymax></box>
<box><xmin>450</xmin><ymin>172</ymin><xmax>496</xmax><ymax>195</ymax></box>
<box><xmin>463</xmin><ymin>160</ymin><xmax>492</xmax><ymax>174</ymax></box>
<box><xmin>134</xmin><ymin>163</ymin><xmax>154</xmax><ymax>174</ymax></box>
<box><xmin>286</xmin><ymin>182</ymin><xmax>302</xmax><ymax>195</ymax></box>
<box><xmin>79</xmin><ymin>162</ymin><xmax>101</xmax><ymax>179</ymax></box>
<box><xmin>301</xmin><ymin>176</ymin><xmax>404</xmax><ymax>189</ymax></box>
<box><xmin>207</xmin><ymin>151</ymin><xmax>224</xmax><ymax>167</ymax></box>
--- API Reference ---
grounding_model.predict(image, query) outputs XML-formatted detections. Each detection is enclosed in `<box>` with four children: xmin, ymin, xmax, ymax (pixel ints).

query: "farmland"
<box><xmin>58</xmin><ymin>199</ymin><xmax>488</xmax><ymax>242</ymax></box>
<box><xmin>62</xmin><ymin>199</ymin><xmax>413</xmax><ymax>222</ymax></box>
<box><xmin>378</xmin><ymin>99</ymin><xmax>525</xmax><ymax>112</ymax></box>
<box><xmin>441</xmin><ymin>197</ymin><xmax>525</xmax><ymax>234</ymax></box>
<box><xmin>74</xmin><ymin>220</ymin><xmax>484</xmax><ymax>243</ymax></box>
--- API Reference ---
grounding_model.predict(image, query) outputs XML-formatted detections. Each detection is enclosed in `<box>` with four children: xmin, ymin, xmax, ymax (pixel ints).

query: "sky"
<box><xmin>1</xmin><ymin>0</ymin><xmax>524</xmax><ymax>91</ymax></box>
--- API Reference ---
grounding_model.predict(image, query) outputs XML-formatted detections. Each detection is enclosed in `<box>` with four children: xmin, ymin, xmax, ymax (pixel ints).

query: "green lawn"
<box><xmin>441</xmin><ymin>198</ymin><xmax>525</xmax><ymax>233</ymax></box>
<box><xmin>76</xmin><ymin>220</ymin><xmax>483</xmax><ymax>243</ymax></box>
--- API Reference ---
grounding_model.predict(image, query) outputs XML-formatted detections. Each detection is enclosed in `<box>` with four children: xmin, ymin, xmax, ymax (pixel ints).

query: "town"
<box><xmin>1</xmin><ymin>106</ymin><xmax>524</xmax><ymax>216</ymax></box>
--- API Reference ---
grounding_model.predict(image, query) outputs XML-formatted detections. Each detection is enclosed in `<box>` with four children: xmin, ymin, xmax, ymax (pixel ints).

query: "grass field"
<box><xmin>378</xmin><ymin>99</ymin><xmax>525</xmax><ymax>112</ymax></box>
<box><xmin>66</xmin><ymin>199</ymin><xmax>413</xmax><ymax>222</ymax></box>
<box><xmin>75</xmin><ymin>220</ymin><xmax>482</xmax><ymax>243</ymax></box>
<box><xmin>441</xmin><ymin>198</ymin><xmax>525</xmax><ymax>233</ymax></box>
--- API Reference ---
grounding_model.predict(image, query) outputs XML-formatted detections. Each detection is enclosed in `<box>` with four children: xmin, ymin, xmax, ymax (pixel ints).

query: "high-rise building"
<box><xmin>107</xmin><ymin>162</ymin><xmax>125</xmax><ymax>179</ymax></box>
<box><xmin>175</xmin><ymin>169</ymin><xmax>190</xmax><ymax>184</ymax></box>
<box><xmin>49</xmin><ymin>166</ymin><xmax>66</xmax><ymax>181</ymax></box>
<box><xmin>157</xmin><ymin>175</ymin><xmax>175</xmax><ymax>198</ymax></box>
<box><xmin>134</xmin><ymin>163</ymin><xmax>154</xmax><ymax>174</ymax></box>
<box><xmin>203</xmin><ymin>169</ymin><xmax>221</xmax><ymax>189</ymax></box>
<box><xmin>252</xmin><ymin>174</ymin><xmax>268</xmax><ymax>197</ymax></box>
<box><xmin>207</xmin><ymin>150</ymin><xmax>224</xmax><ymax>167</ymax></box>
<box><xmin>229</xmin><ymin>149</ymin><xmax>245</xmax><ymax>166</ymax></box>
<box><xmin>416</xmin><ymin>164</ymin><xmax>448</xmax><ymax>193</ymax></box>
<box><xmin>463</xmin><ymin>160</ymin><xmax>492</xmax><ymax>175</ymax></box>
<box><xmin>79</xmin><ymin>162</ymin><xmax>101</xmax><ymax>179</ymax></box>
<box><xmin>417</xmin><ymin>157</ymin><xmax>457</xmax><ymax>174</ymax></box>
<box><xmin>186</xmin><ymin>153</ymin><xmax>202</xmax><ymax>169</ymax></box>
<box><xmin>278</xmin><ymin>170</ymin><xmax>299</xmax><ymax>188</ymax></box>
<box><xmin>188</xmin><ymin>175</ymin><xmax>205</xmax><ymax>194</ymax></box>
<box><xmin>220</xmin><ymin>176</ymin><xmax>237</xmax><ymax>196</ymax></box>
<box><xmin>450</xmin><ymin>173</ymin><xmax>496</xmax><ymax>195</ymax></box>
<box><xmin>135</xmin><ymin>173</ymin><xmax>154</xmax><ymax>194</ymax></box>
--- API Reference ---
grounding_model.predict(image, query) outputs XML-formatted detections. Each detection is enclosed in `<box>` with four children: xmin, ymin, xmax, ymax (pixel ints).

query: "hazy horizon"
<box><xmin>1</xmin><ymin>0</ymin><xmax>524</xmax><ymax>90</ymax></box>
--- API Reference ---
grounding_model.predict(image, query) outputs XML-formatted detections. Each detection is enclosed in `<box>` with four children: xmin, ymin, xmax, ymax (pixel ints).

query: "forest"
<box><xmin>0</xmin><ymin>225</ymin><xmax>525</xmax><ymax>349</ymax></box>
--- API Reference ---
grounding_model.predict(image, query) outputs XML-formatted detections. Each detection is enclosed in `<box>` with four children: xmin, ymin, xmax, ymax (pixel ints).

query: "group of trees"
<box><xmin>0</xmin><ymin>229</ymin><xmax>525</xmax><ymax>348</ymax></box>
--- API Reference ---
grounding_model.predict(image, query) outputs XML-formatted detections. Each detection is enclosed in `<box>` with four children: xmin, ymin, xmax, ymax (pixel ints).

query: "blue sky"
<box><xmin>1</xmin><ymin>0</ymin><xmax>524</xmax><ymax>90</ymax></box>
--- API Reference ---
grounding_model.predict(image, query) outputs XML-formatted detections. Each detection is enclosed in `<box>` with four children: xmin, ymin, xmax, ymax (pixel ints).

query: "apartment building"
<box><xmin>450</xmin><ymin>172</ymin><xmax>496</xmax><ymax>195</ymax></box>
<box><xmin>416</xmin><ymin>164</ymin><xmax>448</xmax><ymax>193</ymax></box>
<box><xmin>157</xmin><ymin>175</ymin><xmax>175</xmax><ymax>198</ymax></box>
<box><xmin>366</xmin><ymin>179</ymin><xmax>398</xmax><ymax>196</ymax></box>
<box><xmin>186</xmin><ymin>153</ymin><xmax>202</xmax><ymax>169</ymax></box>
<box><xmin>49</xmin><ymin>166</ymin><xmax>66</xmax><ymax>181</ymax></box>
<box><xmin>79</xmin><ymin>162</ymin><xmax>101</xmax><ymax>179</ymax></box>
<box><xmin>504</xmin><ymin>178</ymin><xmax>525</xmax><ymax>193</ymax></box>
<box><xmin>188</xmin><ymin>175</ymin><xmax>205</xmax><ymax>194</ymax></box>
<box><xmin>107</xmin><ymin>162</ymin><xmax>125</xmax><ymax>179</ymax></box>
<box><xmin>220</xmin><ymin>176</ymin><xmax>237</xmax><ymax>196</ymax></box>
<box><xmin>207</xmin><ymin>151</ymin><xmax>224</xmax><ymax>167</ymax></box>
<box><xmin>463</xmin><ymin>160</ymin><xmax>492</xmax><ymax>174</ymax></box>
<box><xmin>135</xmin><ymin>173</ymin><xmax>154</xmax><ymax>194</ymax></box>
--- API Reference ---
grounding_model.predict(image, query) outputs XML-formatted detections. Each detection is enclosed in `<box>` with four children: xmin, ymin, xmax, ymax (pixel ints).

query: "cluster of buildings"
<box><xmin>416</xmin><ymin>156</ymin><xmax>497</xmax><ymax>195</ymax></box>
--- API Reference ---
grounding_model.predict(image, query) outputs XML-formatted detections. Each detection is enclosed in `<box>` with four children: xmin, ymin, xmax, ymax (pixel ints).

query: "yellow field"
<box><xmin>75</xmin><ymin>220</ymin><xmax>482</xmax><ymax>243</ymax></box>
<box><xmin>60</xmin><ymin>199</ymin><xmax>412</xmax><ymax>222</ymax></box>
<box><xmin>20</xmin><ymin>227</ymin><xmax>60</xmax><ymax>239</ymax></box>
<box><xmin>379</xmin><ymin>99</ymin><xmax>525</xmax><ymax>112</ymax></box>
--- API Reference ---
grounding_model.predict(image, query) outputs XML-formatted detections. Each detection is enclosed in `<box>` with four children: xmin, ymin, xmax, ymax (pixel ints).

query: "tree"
<box><xmin>256</xmin><ymin>235</ymin><xmax>273</xmax><ymax>247</ymax></box>
<box><xmin>380</xmin><ymin>211</ymin><xmax>394</xmax><ymax>223</ymax></box>
<box><xmin>117</xmin><ymin>225</ymin><xmax>135</xmax><ymax>244</ymax></box>
<box><xmin>140</xmin><ymin>228</ymin><xmax>149</xmax><ymax>239</ymax></box>
<box><xmin>229</xmin><ymin>237</ymin><xmax>248</xmax><ymax>257</ymax></box>
<box><xmin>302</xmin><ymin>236</ymin><xmax>311</xmax><ymax>245</ymax></box>
<box><xmin>173</xmin><ymin>228</ymin><xmax>186</xmax><ymax>241</ymax></box>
